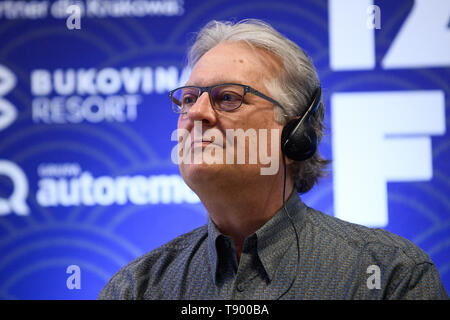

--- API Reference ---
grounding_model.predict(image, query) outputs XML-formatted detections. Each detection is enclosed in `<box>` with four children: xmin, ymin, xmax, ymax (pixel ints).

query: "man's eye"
<box><xmin>222</xmin><ymin>93</ymin><xmax>234</xmax><ymax>101</ymax></box>
<box><xmin>218</xmin><ymin>92</ymin><xmax>241</xmax><ymax>102</ymax></box>
<box><xmin>182</xmin><ymin>95</ymin><xmax>197</xmax><ymax>105</ymax></box>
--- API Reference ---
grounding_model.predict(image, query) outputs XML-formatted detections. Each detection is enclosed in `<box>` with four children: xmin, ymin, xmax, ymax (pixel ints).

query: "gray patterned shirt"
<box><xmin>98</xmin><ymin>192</ymin><xmax>448</xmax><ymax>299</ymax></box>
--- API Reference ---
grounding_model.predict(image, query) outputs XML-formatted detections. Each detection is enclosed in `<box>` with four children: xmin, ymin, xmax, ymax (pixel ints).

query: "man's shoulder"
<box><xmin>298</xmin><ymin>205</ymin><xmax>447</xmax><ymax>299</ymax></box>
<box><xmin>302</xmin><ymin>206</ymin><xmax>432</xmax><ymax>265</ymax></box>
<box><xmin>131</xmin><ymin>223</ymin><xmax>207</xmax><ymax>263</ymax></box>
<box><xmin>98</xmin><ymin>224</ymin><xmax>208</xmax><ymax>299</ymax></box>
<box><xmin>124</xmin><ymin>224</ymin><xmax>207</xmax><ymax>269</ymax></box>
<box><xmin>151</xmin><ymin>224</ymin><xmax>208</xmax><ymax>252</ymax></box>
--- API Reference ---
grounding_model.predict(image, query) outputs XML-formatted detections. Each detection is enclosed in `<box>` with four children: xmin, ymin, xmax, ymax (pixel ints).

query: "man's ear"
<box><xmin>284</xmin><ymin>155</ymin><xmax>295</xmax><ymax>166</ymax></box>
<box><xmin>281</xmin><ymin>151</ymin><xmax>295</xmax><ymax>166</ymax></box>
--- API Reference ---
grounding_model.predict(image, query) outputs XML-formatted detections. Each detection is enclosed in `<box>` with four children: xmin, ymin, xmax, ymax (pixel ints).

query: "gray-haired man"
<box><xmin>98</xmin><ymin>19</ymin><xmax>447</xmax><ymax>300</ymax></box>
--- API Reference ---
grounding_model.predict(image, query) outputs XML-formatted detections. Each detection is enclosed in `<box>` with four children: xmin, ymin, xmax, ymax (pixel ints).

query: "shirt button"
<box><xmin>237</xmin><ymin>283</ymin><xmax>245</xmax><ymax>292</ymax></box>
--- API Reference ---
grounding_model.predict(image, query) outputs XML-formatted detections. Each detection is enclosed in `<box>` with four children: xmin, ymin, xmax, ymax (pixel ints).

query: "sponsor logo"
<box><xmin>329</xmin><ymin>0</ymin><xmax>449</xmax><ymax>226</ymax></box>
<box><xmin>36</xmin><ymin>163</ymin><xmax>200</xmax><ymax>207</ymax></box>
<box><xmin>0</xmin><ymin>65</ymin><xmax>17</xmax><ymax>131</ymax></box>
<box><xmin>0</xmin><ymin>0</ymin><xmax>185</xmax><ymax>20</ymax></box>
<box><xmin>31</xmin><ymin>66</ymin><xmax>190</xmax><ymax>124</ymax></box>
<box><xmin>0</xmin><ymin>160</ymin><xmax>30</xmax><ymax>216</ymax></box>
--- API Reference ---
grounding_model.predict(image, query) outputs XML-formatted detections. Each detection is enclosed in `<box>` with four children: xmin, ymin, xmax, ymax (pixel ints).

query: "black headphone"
<box><xmin>281</xmin><ymin>87</ymin><xmax>322</xmax><ymax>161</ymax></box>
<box><xmin>277</xmin><ymin>87</ymin><xmax>322</xmax><ymax>299</ymax></box>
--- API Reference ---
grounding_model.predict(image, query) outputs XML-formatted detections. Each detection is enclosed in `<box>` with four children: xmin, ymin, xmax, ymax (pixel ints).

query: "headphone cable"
<box><xmin>277</xmin><ymin>155</ymin><xmax>301</xmax><ymax>299</ymax></box>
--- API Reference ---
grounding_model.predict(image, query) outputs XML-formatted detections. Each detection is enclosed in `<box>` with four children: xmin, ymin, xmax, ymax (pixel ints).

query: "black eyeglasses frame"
<box><xmin>168</xmin><ymin>82</ymin><xmax>283</xmax><ymax>114</ymax></box>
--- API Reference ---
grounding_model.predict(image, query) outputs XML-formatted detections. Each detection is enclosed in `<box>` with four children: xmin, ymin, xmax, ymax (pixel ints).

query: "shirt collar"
<box><xmin>255</xmin><ymin>190</ymin><xmax>305</xmax><ymax>282</ymax></box>
<box><xmin>207</xmin><ymin>215</ymin><xmax>222</xmax><ymax>284</ymax></box>
<box><xmin>207</xmin><ymin>215</ymin><xmax>238</xmax><ymax>285</ymax></box>
<box><xmin>207</xmin><ymin>191</ymin><xmax>306</xmax><ymax>284</ymax></box>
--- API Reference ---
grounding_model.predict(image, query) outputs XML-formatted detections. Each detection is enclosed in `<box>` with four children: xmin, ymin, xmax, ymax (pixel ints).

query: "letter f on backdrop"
<box><xmin>332</xmin><ymin>91</ymin><xmax>445</xmax><ymax>227</ymax></box>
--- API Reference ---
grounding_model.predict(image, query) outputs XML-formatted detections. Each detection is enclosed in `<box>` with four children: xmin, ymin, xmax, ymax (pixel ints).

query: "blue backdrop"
<box><xmin>0</xmin><ymin>0</ymin><xmax>449</xmax><ymax>299</ymax></box>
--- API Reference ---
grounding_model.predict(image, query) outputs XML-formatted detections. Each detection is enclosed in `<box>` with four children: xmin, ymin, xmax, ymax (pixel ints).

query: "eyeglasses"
<box><xmin>169</xmin><ymin>83</ymin><xmax>282</xmax><ymax>114</ymax></box>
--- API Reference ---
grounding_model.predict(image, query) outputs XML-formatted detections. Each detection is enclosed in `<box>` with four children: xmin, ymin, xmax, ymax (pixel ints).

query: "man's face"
<box><xmin>177</xmin><ymin>41</ymin><xmax>284</xmax><ymax>192</ymax></box>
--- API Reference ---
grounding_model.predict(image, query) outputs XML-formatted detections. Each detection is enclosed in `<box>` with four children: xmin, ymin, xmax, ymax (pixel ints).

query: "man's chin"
<box><xmin>180</xmin><ymin>162</ymin><xmax>225</xmax><ymax>177</ymax></box>
<box><xmin>180</xmin><ymin>162</ymin><xmax>240</xmax><ymax>188</ymax></box>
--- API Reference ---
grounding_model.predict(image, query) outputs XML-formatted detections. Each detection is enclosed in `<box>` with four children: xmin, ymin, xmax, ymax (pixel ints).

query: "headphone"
<box><xmin>277</xmin><ymin>86</ymin><xmax>322</xmax><ymax>299</ymax></box>
<box><xmin>281</xmin><ymin>87</ymin><xmax>322</xmax><ymax>161</ymax></box>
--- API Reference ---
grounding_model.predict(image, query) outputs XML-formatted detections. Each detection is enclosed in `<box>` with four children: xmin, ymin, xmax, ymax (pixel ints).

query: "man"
<box><xmin>98</xmin><ymin>19</ymin><xmax>448</xmax><ymax>299</ymax></box>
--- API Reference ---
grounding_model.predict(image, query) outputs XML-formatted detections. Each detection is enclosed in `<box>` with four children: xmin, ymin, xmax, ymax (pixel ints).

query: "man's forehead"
<box><xmin>185</xmin><ymin>76</ymin><xmax>245</xmax><ymax>87</ymax></box>
<box><xmin>186</xmin><ymin>42</ymin><xmax>278</xmax><ymax>87</ymax></box>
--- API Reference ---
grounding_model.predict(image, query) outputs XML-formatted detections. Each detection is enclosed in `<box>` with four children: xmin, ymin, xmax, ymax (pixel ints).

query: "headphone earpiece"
<box><xmin>281</xmin><ymin>87</ymin><xmax>321</xmax><ymax>161</ymax></box>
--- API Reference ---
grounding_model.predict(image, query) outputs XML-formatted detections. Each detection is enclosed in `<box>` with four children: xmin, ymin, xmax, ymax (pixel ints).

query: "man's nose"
<box><xmin>186</xmin><ymin>91</ymin><xmax>217</xmax><ymax>125</ymax></box>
